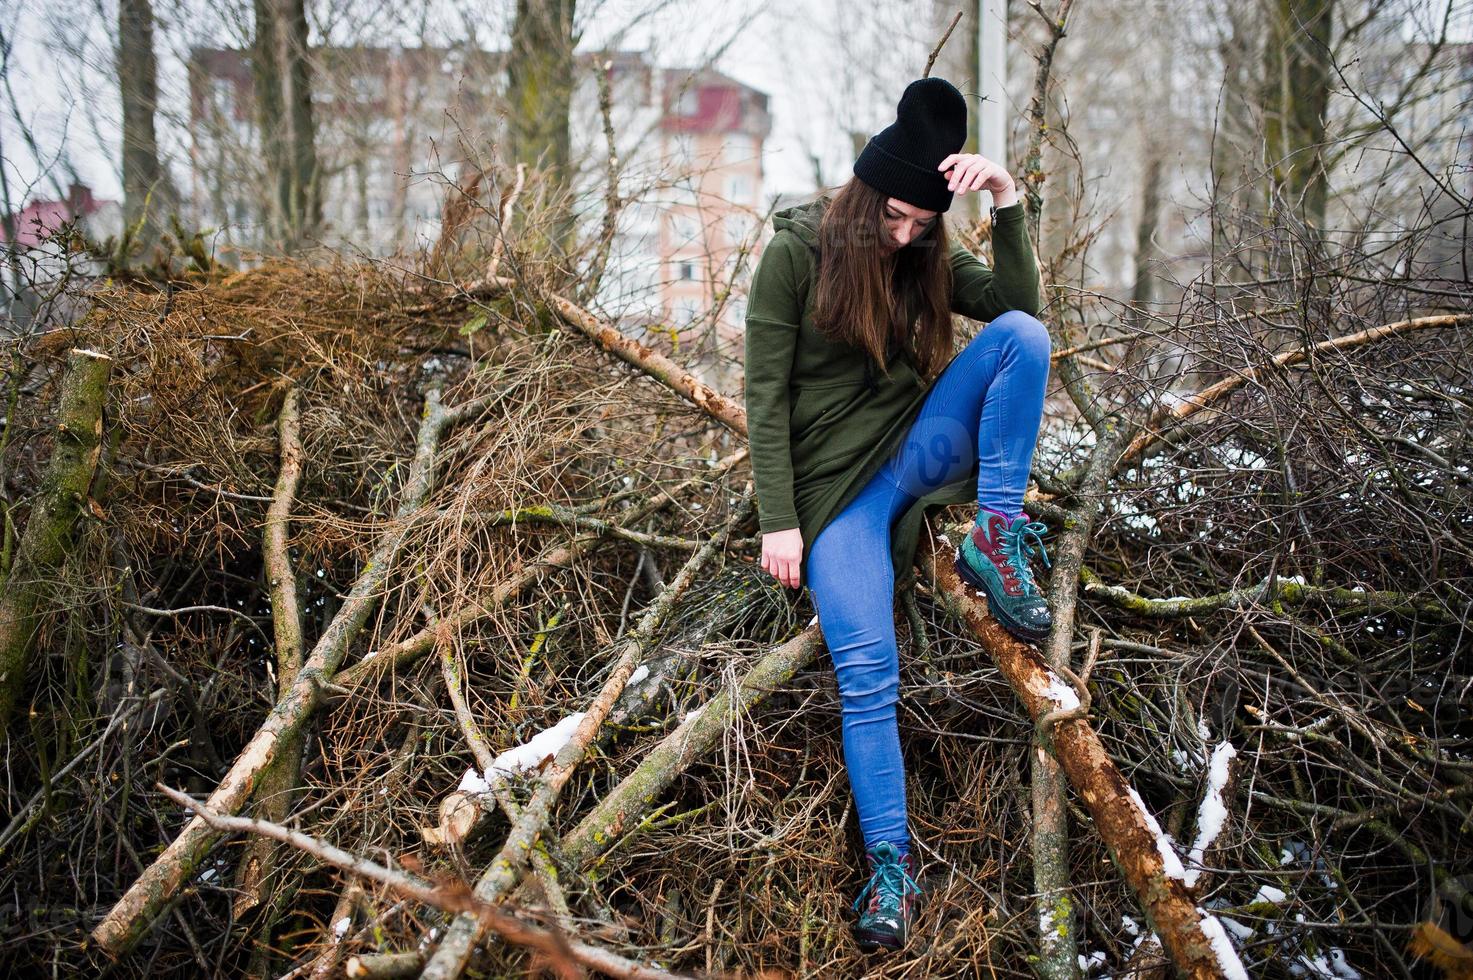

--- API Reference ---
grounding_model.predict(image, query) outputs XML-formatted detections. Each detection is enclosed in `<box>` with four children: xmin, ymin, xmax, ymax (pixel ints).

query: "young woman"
<box><xmin>742</xmin><ymin>77</ymin><xmax>1051</xmax><ymax>952</ymax></box>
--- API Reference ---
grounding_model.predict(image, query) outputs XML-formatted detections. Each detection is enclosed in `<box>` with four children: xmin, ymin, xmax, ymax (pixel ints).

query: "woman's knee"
<box><xmin>987</xmin><ymin>309</ymin><xmax>1051</xmax><ymax>364</ymax></box>
<box><xmin>827</xmin><ymin>633</ymin><xmax>901</xmax><ymax>715</ymax></box>
<box><xmin>835</xmin><ymin>662</ymin><xmax>901</xmax><ymax>716</ymax></box>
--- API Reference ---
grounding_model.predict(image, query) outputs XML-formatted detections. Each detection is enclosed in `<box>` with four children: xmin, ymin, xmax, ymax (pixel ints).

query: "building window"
<box><xmin>209</xmin><ymin>77</ymin><xmax>233</xmax><ymax>118</ymax></box>
<box><xmin>351</xmin><ymin>73</ymin><xmax>384</xmax><ymax>102</ymax></box>
<box><xmin>669</xmin><ymin>131</ymin><xmax>695</xmax><ymax>163</ymax></box>
<box><xmin>678</xmin><ymin>261</ymin><xmax>695</xmax><ymax>281</ymax></box>
<box><xmin>724</xmin><ymin>174</ymin><xmax>751</xmax><ymax>204</ymax></box>
<box><xmin>669</xmin><ymin>211</ymin><xmax>700</xmax><ymax>248</ymax></box>
<box><xmin>677</xmin><ymin>86</ymin><xmax>699</xmax><ymax>116</ymax></box>
<box><xmin>723</xmin><ymin>214</ymin><xmax>748</xmax><ymax>248</ymax></box>
<box><xmin>724</xmin><ymin>134</ymin><xmax>756</xmax><ymax>164</ymax></box>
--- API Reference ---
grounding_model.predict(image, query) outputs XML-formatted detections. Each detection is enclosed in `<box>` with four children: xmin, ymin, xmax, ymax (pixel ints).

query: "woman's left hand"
<box><xmin>937</xmin><ymin>153</ymin><xmax>1018</xmax><ymax>207</ymax></box>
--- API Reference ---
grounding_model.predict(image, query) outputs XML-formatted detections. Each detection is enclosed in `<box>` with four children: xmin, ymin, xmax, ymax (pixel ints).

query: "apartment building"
<box><xmin>184</xmin><ymin>46</ymin><xmax>771</xmax><ymax>375</ymax></box>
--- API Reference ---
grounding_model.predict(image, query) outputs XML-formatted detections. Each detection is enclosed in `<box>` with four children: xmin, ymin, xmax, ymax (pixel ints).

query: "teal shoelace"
<box><xmin>1000</xmin><ymin>518</ymin><xmax>1052</xmax><ymax>598</ymax></box>
<box><xmin>852</xmin><ymin>852</ymin><xmax>922</xmax><ymax>916</ymax></box>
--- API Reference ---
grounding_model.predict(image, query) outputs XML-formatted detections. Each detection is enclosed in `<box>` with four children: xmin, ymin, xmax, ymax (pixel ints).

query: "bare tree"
<box><xmin>253</xmin><ymin>0</ymin><xmax>321</xmax><ymax>249</ymax></box>
<box><xmin>1261</xmin><ymin>0</ymin><xmax>1336</xmax><ymax>230</ymax></box>
<box><xmin>118</xmin><ymin>0</ymin><xmax>178</xmax><ymax>248</ymax></box>
<box><xmin>506</xmin><ymin>0</ymin><xmax>579</xmax><ymax>279</ymax></box>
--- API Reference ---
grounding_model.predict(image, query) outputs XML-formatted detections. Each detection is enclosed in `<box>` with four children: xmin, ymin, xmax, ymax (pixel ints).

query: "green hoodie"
<box><xmin>742</xmin><ymin>194</ymin><xmax>1043</xmax><ymax>589</ymax></box>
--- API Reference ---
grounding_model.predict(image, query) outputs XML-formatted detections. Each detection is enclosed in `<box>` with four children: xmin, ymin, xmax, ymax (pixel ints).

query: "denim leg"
<box><xmin>807</xmin><ymin>464</ymin><xmax>917</xmax><ymax>855</ymax></box>
<box><xmin>806</xmin><ymin>312</ymin><xmax>1049</xmax><ymax>856</ymax></box>
<box><xmin>879</xmin><ymin>310</ymin><xmax>1051</xmax><ymax>519</ymax></box>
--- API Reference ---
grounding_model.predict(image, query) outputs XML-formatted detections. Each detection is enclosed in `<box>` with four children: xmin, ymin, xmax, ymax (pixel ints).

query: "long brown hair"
<box><xmin>811</xmin><ymin>175</ymin><xmax>955</xmax><ymax>383</ymax></box>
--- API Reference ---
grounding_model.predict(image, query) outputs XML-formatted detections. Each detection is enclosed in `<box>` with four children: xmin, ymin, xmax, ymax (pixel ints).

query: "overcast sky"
<box><xmin>2</xmin><ymin>0</ymin><xmax>1469</xmax><ymax>209</ymax></box>
<box><xmin>1</xmin><ymin>0</ymin><xmax>957</xmax><ymax>209</ymax></box>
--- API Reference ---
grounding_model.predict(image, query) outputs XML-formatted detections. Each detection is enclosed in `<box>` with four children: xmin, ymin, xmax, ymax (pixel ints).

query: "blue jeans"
<box><xmin>805</xmin><ymin>310</ymin><xmax>1051</xmax><ymax>855</ymax></box>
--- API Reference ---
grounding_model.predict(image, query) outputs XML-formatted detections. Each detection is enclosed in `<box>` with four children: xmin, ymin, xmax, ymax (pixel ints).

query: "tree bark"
<box><xmin>1033</xmin><ymin>420</ymin><xmax>1125</xmax><ymax>978</ymax></box>
<box><xmin>232</xmin><ymin>386</ymin><xmax>306</xmax><ymax>937</ymax></box>
<box><xmin>92</xmin><ymin>386</ymin><xmax>465</xmax><ymax>956</ymax></box>
<box><xmin>0</xmin><ymin>349</ymin><xmax>112</xmax><ymax>728</ymax></box>
<box><xmin>1210</xmin><ymin>0</ymin><xmax>1261</xmax><ymax>280</ymax></box>
<box><xmin>917</xmin><ymin>524</ymin><xmax>1247</xmax><ymax>979</ymax></box>
<box><xmin>118</xmin><ymin>0</ymin><xmax>177</xmax><ymax>245</ymax></box>
<box><xmin>506</xmin><ymin>0</ymin><xmax>578</xmax><ymax>281</ymax></box>
<box><xmin>1262</xmin><ymin>0</ymin><xmax>1335</xmax><ymax>230</ymax></box>
<box><xmin>253</xmin><ymin>0</ymin><xmax>321</xmax><ymax>249</ymax></box>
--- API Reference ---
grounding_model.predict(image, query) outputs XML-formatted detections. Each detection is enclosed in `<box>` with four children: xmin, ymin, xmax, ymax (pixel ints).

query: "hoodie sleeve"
<box><xmin>743</xmin><ymin>230</ymin><xmax>804</xmax><ymax>533</ymax></box>
<box><xmin>949</xmin><ymin>200</ymin><xmax>1043</xmax><ymax>321</ymax></box>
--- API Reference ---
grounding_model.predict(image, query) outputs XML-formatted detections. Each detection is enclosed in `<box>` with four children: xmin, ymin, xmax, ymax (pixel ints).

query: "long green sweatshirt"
<box><xmin>742</xmin><ymin>194</ymin><xmax>1043</xmax><ymax>588</ymax></box>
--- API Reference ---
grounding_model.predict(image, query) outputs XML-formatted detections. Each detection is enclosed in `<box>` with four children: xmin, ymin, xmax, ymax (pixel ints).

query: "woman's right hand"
<box><xmin>760</xmin><ymin>527</ymin><xmax>804</xmax><ymax>589</ymax></box>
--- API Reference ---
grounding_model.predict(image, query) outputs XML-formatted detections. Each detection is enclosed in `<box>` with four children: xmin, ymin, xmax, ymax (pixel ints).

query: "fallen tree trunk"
<box><xmin>156</xmin><ymin>785</ymin><xmax>699</xmax><ymax>980</ymax></box>
<box><xmin>917</xmin><ymin>522</ymin><xmax>1247</xmax><ymax>979</ymax></box>
<box><xmin>1118</xmin><ymin>311</ymin><xmax>1473</xmax><ymax>468</ymax></box>
<box><xmin>92</xmin><ymin>385</ymin><xmax>475</xmax><ymax>956</ymax></box>
<box><xmin>542</xmin><ymin>275</ymin><xmax>1248</xmax><ymax>978</ymax></box>
<box><xmin>561</xmin><ymin>623</ymin><xmax>824</xmax><ymax>869</ymax></box>
<box><xmin>1032</xmin><ymin>419</ymin><xmax>1126</xmax><ymax>977</ymax></box>
<box><xmin>417</xmin><ymin>493</ymin><xmax>753</xmax><ymax>979</ymax></box>
<box><xmin>233</xmin><ymin>384</ymin><xmax>307</xmax><ymax>923</ymax></box>
<box><xmin>0</xmin><ymin>348</ymin><xmax>112</xmax><ymax>728</ymax></box>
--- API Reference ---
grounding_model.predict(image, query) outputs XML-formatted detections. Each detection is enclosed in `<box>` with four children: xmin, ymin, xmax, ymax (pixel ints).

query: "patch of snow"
<box><xmin>485</xmin><ymin>713</ymin><xmax>586</xmax><ymax>784</ymax></box>
<box><xmin>457</xmin><ymin>713</ymin><xmax>589</xmax><ymax>796</ymax></box>
<box><xmin>333</xmin><ymin>916</ymin><xmax>351</xmax><ymax>939</ymax></box>
<box><xmin>1290</xmin><ymin>952</ymin><xmax>1341</xmax><ymax>978</ymax></box>
<box><xmin>1040</xmin><ymin>908</ymin><xmax>1055</xmax><ymax>935</ymax></box>
<box><xmin>1120</xmin><ymin>915</ymin><xmax>1141</xmax><ymax>937</ymax></box>
<box><xmin>1125</xmin><ymin>786</ymin><xmax>1188</xmax><ymax>881</ymax></box>
<box><xmin>1196</xmin><ymin>907</ymin><xmax>1250</xmax><ymax>980</ymax></box>
<box><xmin>458</xmin><ymin>767</ymin><xmax>492</xmax><ymax>794</ymax></box>
<box><xmin>1280</xmin><ymin>839</ymin><xmax>1338</xmax><ymax>890</ymax></box>
<box><xmin>1326</xmin><ymin>948</ymin><xmax>1362</xmax><ymax>978</ymax></box>
<box><xmin>1281</xmin><ymin>840</ymin><xmax>1310</xmax><ymax>866</ymax></box>
<box><xmin>682</xmin><ymin>704</ymin><xmax>705</xmax><ymax>724</ymax></box>
<box><xmin>808</xmin><ymin>614</ymin><xmax>819</xmax><ymax>627</ymax></box>
<box><xmin>1255</xmin><ymin>884</ymin><xmax>1288</xmax><ymax>904</ymax></box>
<box><xmin>1043</xmin><ymin>672</ymin><xmax>1080</xmax><ymax>711</ymax></box>
<box><xmin>1078</xmin><ymin>950</ymin><xmax>1106</xmax><ymax>973</ymax></box>
<box><xmin>1217</xmin><ymin>915</ymin><xmax>1255</xmax><ymax>940</ymax></box>
<box><xmin>628</xmin><ymin>664</ymin><xmax>650</xmax><ymax>686</ymax></box>
<box><xmin>1183</xmin><ymin>741</ymin><xmax>1237</xmax><ymax>886</ymax></box>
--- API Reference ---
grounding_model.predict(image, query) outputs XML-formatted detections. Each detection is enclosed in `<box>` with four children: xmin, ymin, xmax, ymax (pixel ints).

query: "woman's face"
<box><xmin>881</xmin><ymin>197</ymin><xmax>938</xmax><ymax>253</ymax></box>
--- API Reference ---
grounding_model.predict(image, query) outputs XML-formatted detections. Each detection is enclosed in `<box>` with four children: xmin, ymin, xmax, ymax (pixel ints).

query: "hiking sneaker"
<box><xmin>850</xmin><ymin>841</ymin><xmax>923</xmax><ymax>952</ymax></box>
<box><xmin>954</xmin><ymin>512</ymin><xmax>1053</xmax><ymax>643</ymax></box>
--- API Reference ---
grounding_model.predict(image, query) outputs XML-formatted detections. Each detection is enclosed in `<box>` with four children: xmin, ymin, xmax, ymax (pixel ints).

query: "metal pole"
<box><xmin>978</xmin><ymin>0</ymin><xmax>1008</xmax><ymax>209</ymax></box>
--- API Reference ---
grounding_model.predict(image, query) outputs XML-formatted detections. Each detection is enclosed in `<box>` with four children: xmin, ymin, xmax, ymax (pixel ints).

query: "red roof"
<box><xmin>1</xmin><ymin>184</ymin><xmax>114</xmax><ymax>247</ymax></box>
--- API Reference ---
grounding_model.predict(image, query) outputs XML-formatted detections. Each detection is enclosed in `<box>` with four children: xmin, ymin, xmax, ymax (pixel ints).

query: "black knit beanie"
<box><xmin>852</xmin><ymin>76</ymin><xmax>969</xmax><ymax>213</ymax></box>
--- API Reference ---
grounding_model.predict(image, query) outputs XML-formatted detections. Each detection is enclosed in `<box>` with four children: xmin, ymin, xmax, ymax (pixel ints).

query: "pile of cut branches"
<box><xmin>0</xmin><ymin>193</ymin><xmax>1469</xmax><ymax>980</ymax></box>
